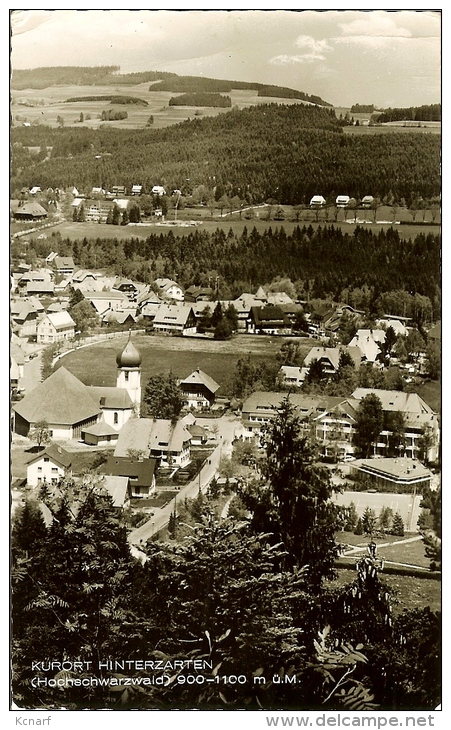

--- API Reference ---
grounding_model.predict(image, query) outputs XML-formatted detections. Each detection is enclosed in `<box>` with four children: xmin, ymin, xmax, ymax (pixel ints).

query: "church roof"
<box><xmin>116</xmin><ymin>337</ymin><xmax>142</xmax><ymax>368</ymax></box>
<box><xmin>13</xmin><ymin>366</ymin><xmax>102</xmax><ymax>426</ymax></box>
<box><xmin>87</xmin><ymin>386</ymin><xmax>133</xmax><ymax>409</ymax></box>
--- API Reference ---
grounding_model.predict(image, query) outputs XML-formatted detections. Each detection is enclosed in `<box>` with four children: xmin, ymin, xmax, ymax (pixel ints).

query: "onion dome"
<box><xmin>116</xmin><ymin>337</ymin><xmax>142</xmax><ymax>368</ymax></box>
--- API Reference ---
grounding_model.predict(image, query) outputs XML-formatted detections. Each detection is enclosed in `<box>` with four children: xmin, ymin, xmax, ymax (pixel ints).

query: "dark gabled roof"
<box><xmin>13</xmin><ymin>202</ymin><xmax>48</xmax><ymax>218</ymax></box>
<box><xmin>180</xmin><ymin>368</ymin><xmax>220</xmax><ymax>394</ymax></box>
<box><xmin>102</xmin><ymin>456</ymin><xmax>157</xmax><ymax>488</ymax></box>
<box><xmin>249</xmin><ymin>305</ymin><xmax>291</xmax><ymax>326</ymax></box>
<box><xmin>26</xmin><ymin>443</ymin><xmax>73</xmax><ymax>469</ymax></box>
<box><xmin>13</xmin><ymin>366</ymin><xmax>102</xmax><ymax>426</ymax></box>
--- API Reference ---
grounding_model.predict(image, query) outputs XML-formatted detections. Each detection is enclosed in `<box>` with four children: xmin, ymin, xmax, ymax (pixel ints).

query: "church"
<box><xmin>13</xmin><ymin>335</ymin><xmax>142</xmax><ymax>442</ymax></box>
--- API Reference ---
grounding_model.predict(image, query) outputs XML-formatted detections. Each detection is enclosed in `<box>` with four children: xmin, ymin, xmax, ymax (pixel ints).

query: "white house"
<box><xmin>37</xmin><ymin>311</ymin><xmax>75</xmax><ymax>344</ymax></box>
<box><xmin>336</xmin><ymin>195</ymin><xmax>350</xmax><ymax>208</ymax></box>
<box><xmin>310</xmin><ymin>195</ymin><xmax>326</xmax><ymax>207</ymax></box>
<box><xmin>151</xmin><ymin>185</ymin><xmax>166</xmax><ymax>196</ymax></box>
<box><xmin>154</xmin><ymin>278</ymin><xmax>184</xmax><ymax>301</ymax></box>
<box><xmin>26</xmin><ymin>444</ymin><xmax>73</xmax><ymax>487</ymax></box>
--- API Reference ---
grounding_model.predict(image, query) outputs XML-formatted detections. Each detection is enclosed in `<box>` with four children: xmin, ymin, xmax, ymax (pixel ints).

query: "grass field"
<box><xmin>415</xmin><ymin>379</ymin><xmax>441</xmax><ymax>413</ymax></box>
<box><xmin>54</xmin><ymin>332</ymin><xmax>314</xmax><ymax>392</ymax></box>
<box><xmin>34</xmin><ymin>208</ymin><xmax>440</xmax><ymax>244</ymax></box>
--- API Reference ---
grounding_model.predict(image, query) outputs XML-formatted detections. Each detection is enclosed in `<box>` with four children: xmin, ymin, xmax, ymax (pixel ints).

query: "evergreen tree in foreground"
<box><xmin>239</xmin><ymin>396</ymin><xmax>343</xmax><ymax>588</ymax></box>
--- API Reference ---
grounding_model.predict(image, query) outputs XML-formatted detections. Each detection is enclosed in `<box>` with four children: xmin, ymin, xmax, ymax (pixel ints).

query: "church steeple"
<box><xmin>116</xmin><ymin>331</ymin><xmax>141</xmax><ymax>416</ymax></box>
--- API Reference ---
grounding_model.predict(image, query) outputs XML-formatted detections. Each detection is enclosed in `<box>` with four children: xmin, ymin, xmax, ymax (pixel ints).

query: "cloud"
<box><xmin>340</xmin><ymin>13</ymin><xmax>412</xmax><ymax>39</ymax></box>
<box><xmin>270</xmin><ymin>34</ymin><xmax>332</xmax><ymax>65</ymax></box>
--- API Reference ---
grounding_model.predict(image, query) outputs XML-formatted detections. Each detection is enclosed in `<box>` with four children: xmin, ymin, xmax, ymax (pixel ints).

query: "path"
<box><xmin>128</xmin><ymin>413</ymin><xmax>238</xmax><ymax>546</ymax></box>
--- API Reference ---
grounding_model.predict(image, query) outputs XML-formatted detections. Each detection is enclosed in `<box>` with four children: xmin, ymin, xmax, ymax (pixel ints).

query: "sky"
<box><xmin>9</xmin><ymin>8</ymin><xmax>442</xmax><ymax>109</ymax></box>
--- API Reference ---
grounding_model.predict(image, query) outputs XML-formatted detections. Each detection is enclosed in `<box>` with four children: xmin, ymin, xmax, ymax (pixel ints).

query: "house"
<box><xmin>349</xmin><ymin>329</ymin><xmax>386</xmax><ymax>364</ymax></box>
<box><xmin>131</xmin><ymin>185</ymin><xmax>142</xmax><ymax>196</ymax></box>
<box><xmin>153</xmin><ymin>303</ymin><xmax>197</xmax><ymax>335</ymax></box>
<box><xmin>102</xmin><ymin>310</ymin><xmax>137</xmax><ymax>327</ymax></box>
<box><xmin>13</xmin><ymin>202</ymin><xmax>48</xmax><ymax>221</ymax></box>
<box><xmin>26</xmin><ymin>444</ymin><xmax>73</xmax><ymax>488</ymax></box>
<box><xmin>154</xmin><ymin>278</ymin><xmax>184</xmax><ymax>301</ymax></box>
<box><xmin>179</xmin><ymin>368</ymin><xmax>220</xmax><ymax>409</ymax></box>
<box><xmin>114</xmin><ymin>418</ymin><xmax>192</xmax><ymax>468</ymax></box>
<box><xmin>229</xmin><ymin>292</ymin><xmax>267</xmax><ymax>331</ymax></box>
<box><xmin>241</xmin><ymin>391</ymin><xmax>333</xmax><ymax>442</ymax></box>
<box><xmin>309</xmin><ymin>195</ymin><xmax>326</xmax><ymax>208</ymax></box>
<box><xmin>184</xmin><ymin>286</ymin><xmax>214</xmax><ymax>303</ymax></box>
<box><xmin>113</xmin><ymin>278</ymin><xmax>138</xmax><ymax>298</ymax></box>
<box><xmin>151</xmin><ymin>185</ymin><xmax>166</xmax><ymax>196</ymax></box>
<box><xmin>37</xmin><ymin>311</ymin><xmax>75</xmax><ymax>344</ymax></box>
<box><xmin>187</xmin><ymin>423</ymin><xmax>209</xmax><ymax>446</ymax></box>
<box><xmin>84</xmin><ymin>290</ymin><xmax>129</xmax><ymax>315</ymax></box>
<box><xmin>53</xmin><ymin>256</ymin><xmax>75</xmax><ymax>277</ymax></box>
<box><xmin>29</xmin><ymin>186</ymin><xmax>41</xmax><ymax>196</ymax></box>
<box><xmin>246</xmin><ymin>304</ymin><xmax>292</xmax><ymax>335</ymax></box>
<box><xmin>351</xmin><ymin>388</ymin><xmax>440</xmax><ymax>462</ymax></box>
<box><xmin>102</xmin><ymin>456</ymin><xmax>158</xmax><ymax>498</ymax></box>
<box><xmin>81</xmin><ymin>422</ymin><xmax>120</xmax><ymax>446</ymax></box>
<box><xmin>278</xmin><ymin>365</ymin><xmax>307</xmax><ymax>388</ymax></box>
<box><xmin>10</xmin><ymin>301</ymin><xmax>41</xmax><ymax>338</ymax></box>
<box><xmin>303</xmin><ymin>346</ymin><xmax>362</xmax><ymax>376</ymax></box>
<box><xmin>26</xmin><ymin>281</ymin><xmax>55</xmax><ymax>297</ymax></box>
<box><xmin>111</xmin><ymin>185</ymin><xmax>126</xmax><ymax>196</ymax></box>
<box><xmin>336</xmin><ymin>195</ymin><xmax>350</xmax><ymax>208</ymax></box>
<box><xmin>361</xmin><ymin>195</ymin><xmax>375</xmax><ymax>208</ymax></box>
<box><xmin>377</xmin><ymin>317</ymin><xmax>408</xmax><ymax>337</ymax></box>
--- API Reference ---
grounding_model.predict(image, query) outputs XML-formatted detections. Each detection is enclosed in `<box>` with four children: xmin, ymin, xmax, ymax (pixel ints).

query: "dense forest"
<box><xmin>168</xmin><ymin>93</ymin><xmax>231</xmax><ymax>107</ymax></box>
<box><xmin>375</xmin><ymin>104</ymin><xmax>441</xmax><ymax>123</ymax></box>
<box><xmin>65</xmin><ymin>95</ymin><xmax>149</xmax><ymax>106</ymax></box>
<box><xmin>11</xmin><ymin>66</ymin><xmax>177</xmax><ymax>89</ymax></box>
<box><xmin>24</xmin><ymin>225</ymin><xmax>440</xmax><ymax>322</ymax></box>
<box><xmin>10</xmin><ymin>103</ymin><xmax>441</xmax><ymax>205</ymax></box>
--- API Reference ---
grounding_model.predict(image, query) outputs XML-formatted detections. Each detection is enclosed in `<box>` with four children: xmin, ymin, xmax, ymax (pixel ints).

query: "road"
<box><xmin>128</xmin><ymin>413</ymin><xmax>239</xmax><ymax>546</ymax></box>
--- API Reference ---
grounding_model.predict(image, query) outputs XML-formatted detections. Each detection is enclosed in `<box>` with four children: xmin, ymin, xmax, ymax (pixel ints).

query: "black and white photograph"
<box><xmin>9</xmin><ymin>7</ymin><xmax>442</xmax><ymax>719</ymax></box>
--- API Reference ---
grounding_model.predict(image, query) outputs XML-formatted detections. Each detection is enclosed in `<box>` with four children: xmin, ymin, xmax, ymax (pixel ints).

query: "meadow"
<box><xmin>31</xmin><ymin>205</ymin><xmax>440</xmax><ymax>244</ymax></box>
<box><xmin>54</xmin><ymin>332</ymin><xmax>314</xmax><ymax>392</ymax></box>
<box><xmin>11</xmin><ymin>84</ymin><xmax>310</xmax><ymax>131</ymax></box>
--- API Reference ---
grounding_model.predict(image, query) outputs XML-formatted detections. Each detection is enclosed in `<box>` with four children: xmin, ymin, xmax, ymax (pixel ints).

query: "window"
<box><xmin>37</xmin><ymin>467</ymin><xmax>42</xmax><ymax>472</ymax></box>
<box><xmin>124</xmin><ymin>372</ymin><xmax>129</xmax><ymax>382</ymax></box>
<box><xmin>51</xmin><ymin>468</ymin><xmax>58</xmax><ymax>473</ymax></box>
<box><xmin>44</xmin><ymin>458</ymin><xmax>49</xmax><ymax>463</ymax></box>
<box><xmin>114</xmin><ymin>412</ymin><xmax>118</xmax><ymax>425</ymax></box>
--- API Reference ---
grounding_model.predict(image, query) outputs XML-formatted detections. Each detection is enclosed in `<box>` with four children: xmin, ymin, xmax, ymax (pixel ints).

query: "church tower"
<box><xmin>116</xmin><ymin>333</ymin><xmax>142</xmax><ymax>416</ymax></box>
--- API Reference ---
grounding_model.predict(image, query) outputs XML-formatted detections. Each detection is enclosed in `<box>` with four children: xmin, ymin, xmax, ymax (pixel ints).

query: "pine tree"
<box><xmin>239</xmin><ymin>395</ymin><xmax>342</xmax><ymax>587</ymax></box>
<box><xmin>391</xmin><ymin>512</ymin><xmax>405</xmax><ymax>537</ymax></box>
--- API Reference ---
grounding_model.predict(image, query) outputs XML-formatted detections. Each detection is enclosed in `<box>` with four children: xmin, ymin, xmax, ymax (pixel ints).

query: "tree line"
<box><xmin>168</xmin><ymin>93</ymin><xmax>231</xmax><ymax>107</ymax></box>
<box><xmin>10</xmin><ymin>103</ymin><xmax>441</xmax><ymax>204</ymax></box>
<box><xmin>22</xmin><ymin>224</ymin><xmax>440</xmax><ymax>323</ymax></box>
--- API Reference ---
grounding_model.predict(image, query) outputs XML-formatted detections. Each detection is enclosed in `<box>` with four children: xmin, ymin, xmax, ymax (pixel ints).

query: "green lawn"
<box><xmin>54</xmin><ymin>332</ymin><xmax>314</xmax><ymax>392</ymax></box>
<box><xmin>415</xmin><ymin>378</ymin><xmax>441</xmax><ymax>413</ymax></box>
<box><xmin>336</xmin><ymin>532</ymin><xmax>431</xmax><ymax>569</ymax></box>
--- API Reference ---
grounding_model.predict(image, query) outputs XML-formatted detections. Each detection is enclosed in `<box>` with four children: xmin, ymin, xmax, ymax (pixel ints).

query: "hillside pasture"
<box><xmin>11</xmin><ymin>83</ymin><xmax>315</xmax><ymax>131</ymax></box>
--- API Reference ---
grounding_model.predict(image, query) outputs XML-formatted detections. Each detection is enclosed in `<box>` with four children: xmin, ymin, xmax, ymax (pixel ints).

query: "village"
<box><xmin>10</xmin><ymin>198</ymin><xmax>441</xmax><ymax>555</ymax></box>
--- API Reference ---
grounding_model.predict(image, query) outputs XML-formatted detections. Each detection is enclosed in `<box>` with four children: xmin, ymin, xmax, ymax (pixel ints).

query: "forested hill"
<box><xmin>376</xmin><ymin>104</ymin><xmax>441</xmax><ymax>123</ymax></box>
<box><xmin>10</xmin><ymin>65</ymin><xmax>332</xmax><ymax>105</ymax></box>
<box><xmin>11</xmin><ymin>103</ymin><xmax>441</xmax><ymax>205</ymax></box>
